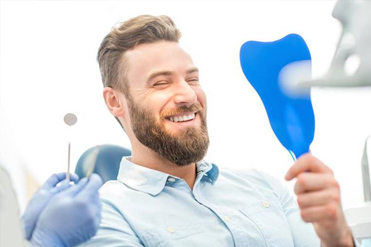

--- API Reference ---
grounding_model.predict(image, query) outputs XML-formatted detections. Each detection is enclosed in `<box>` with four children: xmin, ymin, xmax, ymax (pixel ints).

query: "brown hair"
<box><xmin>97</xmin><ymin>15</ymin><xmax>182</xmax><ymax>96</ymax></box>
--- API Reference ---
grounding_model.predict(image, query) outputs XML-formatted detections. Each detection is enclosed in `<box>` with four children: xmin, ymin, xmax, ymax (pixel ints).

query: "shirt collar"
<box><xmin>196</xmin><ymin>161</ymin><xmax>219</xmax><ymax>184</ymax></box>
<box><xmin>117</xmin><ymin>157</ymin><xmax>220</xmax><ymax>196</ymax></box>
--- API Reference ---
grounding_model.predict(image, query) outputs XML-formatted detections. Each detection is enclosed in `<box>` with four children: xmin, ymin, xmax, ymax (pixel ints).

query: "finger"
<box><xmin>60</xmin><ymin>177</ymin><xmax>89</xmax><ymax>197</ymax></box>
<box><xmin>41</xmin><ymin>173</ymin><xmax>79</xmax><ymax>189</ymax></box>
<box><xmin>300</xmin><ymin>204</ymin><xmax>340</xmax><ymax>223</ymax></box>
<box><xmin>294</xmin><ymin>173</ymin><xmax>338</xmax><ymax>195</ymax></box>
<box><xmin>41</xmin><ymin>173</ymin><xmax>67</xmax><ymax>189</ymax></box>
<box><xmin>297</xmin><ymin>188</ymin><xmax>340</xmax><ymax>209</ymax></box>
<box><xmin>285</xmin><ymin>154</ymin><xmax>332</xmax><ymax>181</ymax></box>
<box><xmin>77</xmin><ymin>174</ymin><xmax>103</xmax><ymax>199</ymax></box>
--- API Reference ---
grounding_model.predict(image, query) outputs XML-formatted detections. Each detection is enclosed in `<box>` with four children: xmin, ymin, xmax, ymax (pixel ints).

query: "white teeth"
<box><xmin>168</xmin><ymin>113</ymin><xmax>196</xmax><ymax>122</ymax></box>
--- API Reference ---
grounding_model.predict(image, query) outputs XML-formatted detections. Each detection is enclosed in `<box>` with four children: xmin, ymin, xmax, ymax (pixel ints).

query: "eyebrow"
<box><xmin>147</xmin><ymin>71</ymin><xmax>173</xmax><ymax>82</ymax></box>
<box><xmin>147</xmin><ymin>67</ymin><xmax>199</xmax><ymax>82</ymax></box>
<box><xmin>186</xmin><ymin>67</ymin><xmax>199</xmax><ymax>74</ymax></box>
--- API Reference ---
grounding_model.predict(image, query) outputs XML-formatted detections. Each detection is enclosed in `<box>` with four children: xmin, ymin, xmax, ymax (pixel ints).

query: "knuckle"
<box><xmin>330</xmin><ymin>192</ymin><xmax>340</xmax><ymax>203</ymax></box>
<box><xmin>297</xmin><ymin>174</ymin><xmax>307</xmax><ymax>187</ymax></box>
<box><xmin>300</xmin><ymin>210</ymin><xmax>310</xmax><ymax>222</ymax></box>
<box><xmin>297</xmin><ymin>196</ymin><xmax>305</xmax><ymax>208</ymax></box>
<box><xmin>326</xmin><ymin>205</ymin><xmax>338</xmax><ymax>220</ymax></box>
<box><xmin>307</xmin><ymin>155</ymin><xmax>316</xmax><ymax>164</ymax></box>
<box><xmin>327</xmin><ymin>176</ymin><xmax>340</xmax><ymax>189</ymax></box>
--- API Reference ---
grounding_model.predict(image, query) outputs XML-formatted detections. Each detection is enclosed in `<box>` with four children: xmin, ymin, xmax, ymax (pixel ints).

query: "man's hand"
<box><xmin>285</xmin><ymin>153</ymin><xmax>354</xmax><ymax>247</ymax></box>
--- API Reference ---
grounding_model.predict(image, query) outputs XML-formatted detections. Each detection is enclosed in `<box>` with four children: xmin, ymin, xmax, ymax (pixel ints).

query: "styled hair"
<box><xmin>97</xmin><ymin>15</ymin><xmax>182</xmax><ymax>95</ymax></box>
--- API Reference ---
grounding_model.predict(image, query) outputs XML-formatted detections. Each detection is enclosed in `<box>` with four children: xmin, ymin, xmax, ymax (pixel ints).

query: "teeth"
<box><xmin>168</xmin><ymin>113</ymin><xmax>196</xmax><ymax>122</ymax></box>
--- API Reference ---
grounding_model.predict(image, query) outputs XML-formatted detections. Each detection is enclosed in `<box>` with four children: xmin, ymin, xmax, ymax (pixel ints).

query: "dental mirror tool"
<box><xmin>64</xmin><ymin>113</ymin><xmax>77</xmax><ymax>181</ymax></box>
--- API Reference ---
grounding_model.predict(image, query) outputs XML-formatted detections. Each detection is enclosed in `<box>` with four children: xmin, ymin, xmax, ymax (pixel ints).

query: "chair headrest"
<box><xmin>75</xmin><ymin>144</ymin><xmax>131</xmax><ymax>183</ymax></box>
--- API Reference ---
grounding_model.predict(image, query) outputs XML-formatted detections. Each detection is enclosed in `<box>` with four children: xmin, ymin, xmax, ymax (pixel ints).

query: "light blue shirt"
<box><xmin>80</xmin><ymin>157</ymin><xmax>320</xmax><ymax>247</ymax></box>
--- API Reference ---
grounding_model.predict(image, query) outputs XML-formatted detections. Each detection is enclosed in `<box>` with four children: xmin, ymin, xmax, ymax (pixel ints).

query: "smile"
<box><xmin>166</xmin><ymin>113</ymin><xmax>196</xmax><ymax>123</ymax></box>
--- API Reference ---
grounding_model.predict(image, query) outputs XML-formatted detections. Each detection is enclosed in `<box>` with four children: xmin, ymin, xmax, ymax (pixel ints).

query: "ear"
<box><xmin>103</xmin><ymin>87</ymin><xmax>125</xmax><ymax>117</ymax></box>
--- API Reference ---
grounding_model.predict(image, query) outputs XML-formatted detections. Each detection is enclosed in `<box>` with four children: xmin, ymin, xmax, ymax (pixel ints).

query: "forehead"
<box><xmin>123</xmin><ymin>41</ymin><xmax>196</xmax><ymax>84</ymax></box>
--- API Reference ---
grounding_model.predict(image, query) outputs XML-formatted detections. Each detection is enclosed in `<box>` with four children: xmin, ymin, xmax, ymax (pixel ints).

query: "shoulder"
<box><xmin>216</xmin><ymin>166</ymin><xmax>286</xmax><ymax>198</ymax></box>
<box><xmin>99</xmin><ymin>180</ymin><xmax>127</xmax><ymax>195</ymax></box>
<box><xmin>220</xmin><ymin>167</ymin><xmax>280</xmax><ymax>187</ymax></box>
<box><xmin>98</xmin><ymin>180</ymin><xmax>132</xmax><ymax>206</ymax></box>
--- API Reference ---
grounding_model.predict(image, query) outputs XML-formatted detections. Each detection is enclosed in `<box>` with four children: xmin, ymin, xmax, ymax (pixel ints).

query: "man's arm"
<box><xmin>285</xmin><ymin>153</ymin><xmax>355</xmax><ymax>247</ymax></box>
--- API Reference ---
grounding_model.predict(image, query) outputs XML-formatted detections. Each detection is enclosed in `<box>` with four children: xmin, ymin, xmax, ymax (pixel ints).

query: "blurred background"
<box><xmin>1</xmin><ymin>0</ymin><xmax>371</xmax><ymax>212</ymax></box>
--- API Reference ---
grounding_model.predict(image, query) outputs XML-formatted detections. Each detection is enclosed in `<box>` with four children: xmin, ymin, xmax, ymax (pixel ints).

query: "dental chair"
<box><xmin>75</xmin><ymin>144</ymin><xmax>131</xmax><ymax>183</ymax></box>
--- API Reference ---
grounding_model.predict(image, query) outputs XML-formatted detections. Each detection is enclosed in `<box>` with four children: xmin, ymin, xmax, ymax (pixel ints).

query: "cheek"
<box><xmin>195</xmin><ymin>88</ymin><xmax>207</xmax><ymax>107</ymax></box>
<box><xmin>144</xmin><ymin>92</ymin><xmax>174</xmax><ymax>112</ymax></box>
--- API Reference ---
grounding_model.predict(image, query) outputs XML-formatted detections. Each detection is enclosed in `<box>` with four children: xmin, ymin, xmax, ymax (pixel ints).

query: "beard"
<box><xmin>127</xmin><ymin>99</ymin><xmax>209</xmax><ymax>166</ymax></box>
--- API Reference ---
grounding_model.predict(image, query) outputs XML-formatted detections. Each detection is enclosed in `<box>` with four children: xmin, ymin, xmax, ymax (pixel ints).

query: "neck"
<box><xmin>130</xmin><ymin>145</ymin><xmax>197</xmax><ymax>189</ymax></box>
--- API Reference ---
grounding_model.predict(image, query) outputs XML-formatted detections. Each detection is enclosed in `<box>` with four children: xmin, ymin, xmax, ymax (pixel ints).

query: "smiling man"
<box><xmin>80</xmin><ymin>15</ymin><xmax>356</xmax><ymax>247</ymax></box>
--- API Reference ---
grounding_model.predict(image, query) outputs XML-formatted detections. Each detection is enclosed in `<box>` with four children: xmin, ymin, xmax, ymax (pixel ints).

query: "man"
<box><xmin>81</xmin><ymin>15</ymin><xmax>355</xmax><ymax>246</ymax></box>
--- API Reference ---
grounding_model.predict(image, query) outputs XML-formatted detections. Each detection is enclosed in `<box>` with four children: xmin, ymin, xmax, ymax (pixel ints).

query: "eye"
<box><xmin>154</xmin><ymin>81</ymin><xmax>170</xmax><ymax>87</ymax></box>
<box><xmin>187</xmin><ymin>78</ymin><xmax>199</xmax><ymax>85</ymax></box>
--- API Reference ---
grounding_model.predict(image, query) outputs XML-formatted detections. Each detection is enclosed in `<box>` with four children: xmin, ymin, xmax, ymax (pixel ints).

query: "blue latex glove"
<box><xmin>30</xmin><ymin>174</ymin><xmax>103</xmax><ymax>247</ymax></box>
<box><xmin>21</xmin><ymin>173</ymin><xmax>79</xmax><ymax>240</ymax></box>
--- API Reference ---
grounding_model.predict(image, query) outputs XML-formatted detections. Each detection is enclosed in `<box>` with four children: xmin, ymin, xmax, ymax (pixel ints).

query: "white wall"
<box><xmin>1</xmin><ymin>0</ymin><xmax>370</xmax><ymax>211</ymax></box>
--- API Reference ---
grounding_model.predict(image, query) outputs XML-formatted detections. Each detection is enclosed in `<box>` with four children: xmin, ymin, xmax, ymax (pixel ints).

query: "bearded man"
<box><xmin>80</xmin><ymin>15</ymin><xmax>356</xmax><ymax>247</ymax></box>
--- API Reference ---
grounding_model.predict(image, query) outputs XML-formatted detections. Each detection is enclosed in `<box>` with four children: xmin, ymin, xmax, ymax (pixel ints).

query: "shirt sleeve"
<box><xmin>77</xmin><ymin>198</ymin><xmax>144</xmax><ymax>247</ymax></box>
<box><xmin>260</xmin><ymin>171</ymin><xmax>321</xmax><ymax>247</ymax></box>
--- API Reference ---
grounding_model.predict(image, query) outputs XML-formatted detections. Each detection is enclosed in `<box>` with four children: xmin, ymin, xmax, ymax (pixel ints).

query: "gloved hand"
<box><xmin>30</xmin><ymin>174</ymin><xmax>103</xmax><ymax>247</ymax></box>
<box><xmin>21</xmin><ymin>173</ymin><xmax>79</xmax><ymax>240</ymax></box>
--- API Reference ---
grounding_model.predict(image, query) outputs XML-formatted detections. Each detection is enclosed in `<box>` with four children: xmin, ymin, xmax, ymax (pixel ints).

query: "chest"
<box><xmin>118</xmin><ymin>181</ymin><xmax>294</xmax><ymax>247</ymax></box>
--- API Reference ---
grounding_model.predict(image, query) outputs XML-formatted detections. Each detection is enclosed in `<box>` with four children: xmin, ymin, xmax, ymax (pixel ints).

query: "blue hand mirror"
<box><xmin>240</xmin><ymin>34</ymin><xmax>315</xmax><ymax>159</ymax></box>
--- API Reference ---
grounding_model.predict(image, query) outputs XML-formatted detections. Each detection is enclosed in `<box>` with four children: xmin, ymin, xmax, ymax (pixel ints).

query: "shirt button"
<box><xmin>223</xmin><ymin>216</ymin><xmax>231</xmax><ymax>223</ymax></box>
<box><xmin>263</xmin><ymin>201</ymin><xmax>270</xmax><ymax>208</ymax></box>
<box><xmin>167</xmin><ymin>177</ymin><xmax>176</xmax><ymax>182</ymax></box>
<box><xmin>167</xmin><ymin>226</ymin><xmax>175</xmax><ymax>233</ymax></box>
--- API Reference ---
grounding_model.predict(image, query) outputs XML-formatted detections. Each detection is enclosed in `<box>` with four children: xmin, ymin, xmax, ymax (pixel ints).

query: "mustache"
<box><xmin>160</xmin><ymin>102</ymin><xmax>203</xmax><ymax>119</ymax></box>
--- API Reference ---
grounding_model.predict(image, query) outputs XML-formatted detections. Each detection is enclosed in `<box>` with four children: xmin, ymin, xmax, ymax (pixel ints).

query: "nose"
<box><xmin>172</xmin><ymin>80</ymin><xmax>197</xmax><ymax>107</ymax></box>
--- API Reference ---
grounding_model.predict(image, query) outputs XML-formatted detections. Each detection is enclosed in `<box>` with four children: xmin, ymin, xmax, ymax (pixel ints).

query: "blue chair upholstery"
<box><xmin>75</xmin><ymin>144</ymin><xmax>131</xmax><ymax>183</ymax></box>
